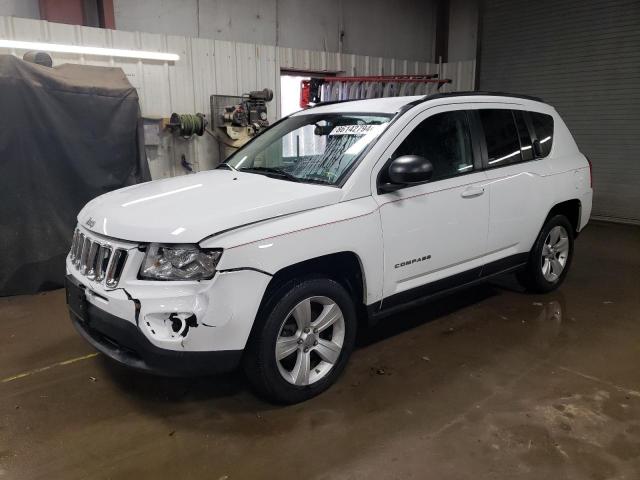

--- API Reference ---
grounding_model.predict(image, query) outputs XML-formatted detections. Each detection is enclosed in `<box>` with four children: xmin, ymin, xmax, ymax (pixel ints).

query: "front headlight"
<box><xmin>139</xmin><ymin>244</ymin><xmax>222</xmax><ymax>281</ymax></box>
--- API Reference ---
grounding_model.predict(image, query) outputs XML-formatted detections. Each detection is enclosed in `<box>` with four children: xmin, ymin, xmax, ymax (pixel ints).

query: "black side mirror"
<box><xmin>380</xmin><ymin>155</ymin><xmax>433</xmax><ymax>193</ymax></box>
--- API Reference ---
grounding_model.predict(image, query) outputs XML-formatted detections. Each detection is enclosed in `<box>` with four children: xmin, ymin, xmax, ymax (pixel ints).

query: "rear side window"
<box><xmin>530</xmin><ymin>112</ymin><xmax>554</xmax><ymax>157</ymax></box>
<box><xmin>478</xmin><ymin>109</ymin><xmax>522</xmax><ymax>167</ymax></box>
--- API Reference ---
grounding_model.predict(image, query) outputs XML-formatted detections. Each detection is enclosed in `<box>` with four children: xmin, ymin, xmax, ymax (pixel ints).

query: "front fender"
<box><xmin>200</xmin><ymin>197</ymin><xmax>384</xmax><ymax>305</ymax></box>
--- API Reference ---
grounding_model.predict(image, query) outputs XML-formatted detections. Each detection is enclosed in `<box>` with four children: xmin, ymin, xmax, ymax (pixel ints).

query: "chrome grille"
<box><xmin>69</xmin><ymin>228</ymin><xmax>128</xmax><ymax>287</ymax></box>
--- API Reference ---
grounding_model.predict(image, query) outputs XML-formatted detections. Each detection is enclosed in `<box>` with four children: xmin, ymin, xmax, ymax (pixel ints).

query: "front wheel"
<box><xmin>244</xmin><ymin>277</ymin><xmax>357</xmax><ymax>404</ymax></box>
<box><xmin>517</xmin><ymin>214</ymin><xmax>574</xmax><ymax>293</ymax></box>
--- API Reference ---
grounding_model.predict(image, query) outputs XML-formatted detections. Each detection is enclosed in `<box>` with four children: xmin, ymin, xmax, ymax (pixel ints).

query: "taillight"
<box><xmin>587</xmin><ymin>157</ymin><xmax>593</xmax><ymax>188</ymax></box>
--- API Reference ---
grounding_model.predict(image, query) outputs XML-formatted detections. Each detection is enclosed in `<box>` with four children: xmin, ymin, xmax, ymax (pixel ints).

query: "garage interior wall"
<box><xmin>447</xmin><ymin>0</ymin><xmax>478</xmax><ymax>62</ymax></box>
<box><xmin>0</xmin><ymin>0</ymin><xmax>439</xmax><ymax>61</ymax></box>
<box><xmin>113</xmin><ymin>0</ymin><xmax>438</xmax><ymax>62</ymax></box>
<box><xmin>478</xmin><ymin>0</ymin><xmax>640</xmax><ymax>223</ymax></box>
<box><xmin>0</xmin><ymin>15</ymin><xmax>476</xmax><ymax>179</ymax></box>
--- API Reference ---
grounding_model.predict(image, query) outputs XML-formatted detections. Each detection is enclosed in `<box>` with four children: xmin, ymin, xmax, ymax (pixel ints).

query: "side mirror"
<box><xmin>387</xmin><ymin>154</ymin><xmax>433</xmax><ymax>184</ymax></box>
<box><xmin>379</xmin><ymin>155</ymin><xmax>433</xmax><ymax>193</ymax></box>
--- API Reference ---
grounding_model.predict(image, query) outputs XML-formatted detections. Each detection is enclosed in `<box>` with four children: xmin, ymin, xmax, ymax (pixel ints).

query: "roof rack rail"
<box><xmin>304</xmin><ymin>91</ymin><xmax>544</xmax><ymax>112</ymax></box>
<box><xmin>420</xmin><ymin>91</ymin><xmax>545</xmax><ymax>103</ymax></box>
<box><xmin>306</xmin><ymin>99</ymin><xmax>361</xmax><ymax>108</ymax></box>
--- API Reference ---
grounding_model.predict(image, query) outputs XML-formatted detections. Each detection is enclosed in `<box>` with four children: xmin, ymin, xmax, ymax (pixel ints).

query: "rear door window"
<box><xmin>478</xmin><ymin>109</ymin><xmax>522</xmax><ymax>168</ymax></box>
<box><xmin>530</xmin><ymin>112</ymin><xmax>554</xmax><ymax>157</ymax></box>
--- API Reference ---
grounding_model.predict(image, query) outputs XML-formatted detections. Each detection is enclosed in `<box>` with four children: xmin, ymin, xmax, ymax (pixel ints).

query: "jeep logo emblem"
<box><xmin>85</xmin><ymin>217</ymin><xmax>96</xmax><ymax>228</ymax></box>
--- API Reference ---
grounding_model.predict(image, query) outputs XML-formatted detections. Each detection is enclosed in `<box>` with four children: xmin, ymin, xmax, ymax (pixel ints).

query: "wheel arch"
<box><xmin>246</xmin><ymin>252</ymin><xmax>368</xmax><ymax>345</ymax></box>
<box><xmin>262</xmin><ymin>251</ymin><xmax>367</xmax><ymax>306</ymax></box>
<box><xmin>546</xmin><ymin>199</ymin><xmax>582</xmax><ymax>236</ymax></box>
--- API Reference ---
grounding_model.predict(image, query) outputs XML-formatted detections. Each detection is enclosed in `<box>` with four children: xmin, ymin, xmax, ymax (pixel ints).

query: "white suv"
<box><xmin>66</xmin><ymin>92</ymin><xmax>593</xmax><ymax>403</ymax></box>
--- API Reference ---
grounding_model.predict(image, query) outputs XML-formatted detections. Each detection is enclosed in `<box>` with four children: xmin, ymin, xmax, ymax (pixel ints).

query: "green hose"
<box><xmin>169</xmin><ymin>113</ymin><xmax>207</xmax><ymax>137</ymax></box>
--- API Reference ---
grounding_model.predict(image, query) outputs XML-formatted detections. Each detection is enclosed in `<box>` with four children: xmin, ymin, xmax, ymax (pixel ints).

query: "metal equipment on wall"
<box><xmin>210</xmin><ymin>88</ymin><xmax>274</xmax><ymax>159</ymax></box>
<box><xmin>167</xmin><ymin>113</ymin><xmax>207</xmax><ymax>138</ymax></box>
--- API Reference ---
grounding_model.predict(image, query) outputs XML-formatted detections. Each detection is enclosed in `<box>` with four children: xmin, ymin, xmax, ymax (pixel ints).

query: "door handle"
<box><xmin>461</xmin><ymin>186</ymin><xmax>485</xmax><ymax>198</ymax></box>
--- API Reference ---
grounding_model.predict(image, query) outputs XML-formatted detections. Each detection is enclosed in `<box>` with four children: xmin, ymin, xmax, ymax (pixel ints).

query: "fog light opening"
<box><xmin>169</xmin><ymin>313</ymin><xmax>198</xmax><ymax>338</ymax></box>
<box><xmin>142</xmin><ymin>312</ymin><xmax>198</xmax><ymax>341</ymax></box>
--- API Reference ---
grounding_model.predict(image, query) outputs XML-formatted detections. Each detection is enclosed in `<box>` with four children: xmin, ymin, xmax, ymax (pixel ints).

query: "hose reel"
<box><xmin>167</xmin><ymin>112</ymin><xmax>207</xmax><ymax>138</ymax></box>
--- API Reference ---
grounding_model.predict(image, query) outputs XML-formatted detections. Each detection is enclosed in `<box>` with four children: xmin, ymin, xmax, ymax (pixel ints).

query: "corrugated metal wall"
<box><xmin>478</xmin><ymin>0</ymin><xmax>640</xmax><ymax>223</ymax></box>
<box><xmin>0</xmin><ymin>15</ymin><xmax>476</xmax><ymax>179</ymax></box>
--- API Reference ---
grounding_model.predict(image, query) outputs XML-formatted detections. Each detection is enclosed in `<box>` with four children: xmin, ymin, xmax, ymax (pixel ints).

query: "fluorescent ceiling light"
<box><xmin>0</xmin><ymin>39</ymin><xmax>179</xmax><ymax>61</ymax></box>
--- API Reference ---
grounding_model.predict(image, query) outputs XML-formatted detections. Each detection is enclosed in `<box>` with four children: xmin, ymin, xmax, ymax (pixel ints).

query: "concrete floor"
<box><xmin>1</xmin><ymin>221</ymin><xmax>639</xmax><ymax>480</ymax></box>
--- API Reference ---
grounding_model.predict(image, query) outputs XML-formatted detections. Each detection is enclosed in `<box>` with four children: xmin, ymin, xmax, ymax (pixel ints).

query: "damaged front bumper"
<box><xmin>66</xmin><ymin>274</ymin><xmax>243</xmax><ymax>376</ymax></box>
<box><xmin>67</xmin><ymin>275</ymin><xmax>242</xmax><ymax>376</ymax></box>
<box><xmin>64</xmin><ymin>242</ymin><xmax>272</xmax><ymax>376</ymax></box>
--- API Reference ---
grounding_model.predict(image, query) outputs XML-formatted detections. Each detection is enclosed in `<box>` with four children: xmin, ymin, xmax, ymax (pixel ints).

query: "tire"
<box><xmin>517</xmin><ymin>214</ymin><xmax>574</xmax><ymax>293</ymax></box>
<box><xmin>243</xmin><ymin>276</ymin><xmax>357</xmax><ymax>404</ymax></box>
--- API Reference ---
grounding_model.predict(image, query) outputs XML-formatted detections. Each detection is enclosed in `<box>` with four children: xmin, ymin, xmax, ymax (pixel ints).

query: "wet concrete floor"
<box><xmin>1</xmin><ymin>221</ymin><xmax>639</xmax><ymax>479</ymax></box>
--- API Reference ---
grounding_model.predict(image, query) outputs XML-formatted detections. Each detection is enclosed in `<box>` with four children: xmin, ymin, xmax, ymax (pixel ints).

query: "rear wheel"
<box><xmin>244</xmin><ymin>277</ymin><xmax>357</xmax><ymax>404</ymax></box>
<box><xmin>517</xmin><ymin>214</ymin><xmax>574</xmax><ymax>293</ymax></box>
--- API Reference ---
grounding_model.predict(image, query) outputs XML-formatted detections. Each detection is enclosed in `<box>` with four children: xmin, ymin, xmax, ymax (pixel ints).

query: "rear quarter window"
<box><xmin>530</xmin><ymin>112</ymin><xmax>554</xmax><ymax>157</ymax></box>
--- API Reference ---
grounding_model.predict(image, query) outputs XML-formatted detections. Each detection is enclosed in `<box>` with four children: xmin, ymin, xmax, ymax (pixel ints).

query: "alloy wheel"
<box><xmin>275</xmin><ymin>296</ymin><xmax>345</xmax><ymax>386</ymax></box>
<box><xmin>541</xmin><ymin>225</ymin><xmax>570</xmax><ymax>282</ymax></box>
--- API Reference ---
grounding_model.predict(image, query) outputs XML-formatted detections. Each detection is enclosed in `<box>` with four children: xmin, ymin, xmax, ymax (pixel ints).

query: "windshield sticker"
<box><xmin>329</xmin><ymin>124</ymin><xmax>379</xmax><ymax>136</ymax></box>
<box><xmin>344</xmin><ymin>124</ymin><xmax>386</xmax><ymax>155</ymax></box>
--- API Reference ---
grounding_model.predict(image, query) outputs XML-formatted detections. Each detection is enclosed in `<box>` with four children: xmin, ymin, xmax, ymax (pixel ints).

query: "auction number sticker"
<box><xmin>329</xmin><ymin>124</ymin><xmax>377</xmax><ymax>136</ymax></box>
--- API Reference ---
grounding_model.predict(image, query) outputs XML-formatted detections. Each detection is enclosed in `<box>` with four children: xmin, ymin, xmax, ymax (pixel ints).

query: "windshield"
<box><xmin>225</xmin><ymin>112</ymin><xmax>393</xmax><ymax>185</ymax></box>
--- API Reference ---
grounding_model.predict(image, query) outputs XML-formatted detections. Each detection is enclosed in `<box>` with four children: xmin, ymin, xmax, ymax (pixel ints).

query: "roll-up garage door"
<box><xmin>478</xmin><ymin>0</ymin><xmax>640</xmax><ymax>222</ymax></box>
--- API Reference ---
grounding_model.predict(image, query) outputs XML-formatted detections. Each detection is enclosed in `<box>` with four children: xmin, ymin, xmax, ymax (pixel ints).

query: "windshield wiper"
<box><xmin>216</xmin><ymin>163</ymin><xmax>237</xmax><ymax>171</ymax></box>
<box><xmin>239</xmin><ymin>167</ymin><xmax>300</xmax><ymax>182</ymax></box>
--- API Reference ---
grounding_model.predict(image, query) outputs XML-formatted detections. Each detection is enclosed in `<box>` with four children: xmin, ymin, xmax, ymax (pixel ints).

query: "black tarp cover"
<box><xmin>0</xmin><ymin>55</ymin><xmax>150</xmax><ymax>296</ymax></box>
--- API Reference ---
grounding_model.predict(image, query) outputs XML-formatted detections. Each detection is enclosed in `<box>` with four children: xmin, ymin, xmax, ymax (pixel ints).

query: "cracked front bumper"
<box><xmin>67</xmin><ymin>275</ymin><xmax>242</xmax><ymax>376</ymax></box>
<box><xmin>65</xmin><ymin>247</ymin><xmax>272</xmax><ymax>374</ymax></box>
<box><xmin>68</xmin><ymin>275</ymin><xmax>242</xmax><ymax>376</ymax></box>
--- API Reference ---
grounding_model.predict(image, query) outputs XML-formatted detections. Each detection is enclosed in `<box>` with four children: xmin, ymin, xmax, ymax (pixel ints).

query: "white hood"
<box><xmin>78</xmin><ymin>170</ymin><xmax>342</xmax><ymax>243</ymax></box>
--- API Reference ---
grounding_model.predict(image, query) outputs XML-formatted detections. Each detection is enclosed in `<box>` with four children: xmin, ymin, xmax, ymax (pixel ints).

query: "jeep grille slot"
<box><xmin>68</xmin><ymin>228</ymin><xmax>127</xmax><ymax>287</ymax></box>
<box><xmin>85</xmin><ymin>242</ymin><xmax>100</xmax><ymax>279</ymax></box>
<box><xmin>95</xmin><ymin>246</ymin><xmax>112</xmax><ymax>282</ymax></box>
<box><xmin>70</xmin><ymin>229</ymin><xmax>80</xmax><ymax>260</ymax></box>
<box><xmin>79</xmin><ymin>236</ymin><xmax>91</xmax><ymax>274</ymax></box>
<box><xmin>105</xmin><ymin>249</ymin><xmax>127</xmax><ymax>288</ymax></box>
